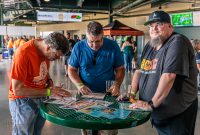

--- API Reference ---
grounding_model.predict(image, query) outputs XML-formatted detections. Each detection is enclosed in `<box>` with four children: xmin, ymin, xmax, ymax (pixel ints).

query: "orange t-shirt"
<box><xmin>19</xmin><ymin>39</ymin><xmax>26</xmax><ymax>46</ymax></box>
<box><xmin>14</xmin><ymin>39</ymin><xmax>21</xmax><ymax>48</ymax></box>
<box><xmin>9</xmin><ymin>40</ymin><xmax>50</xmax><ymax>100</ymax></box>
<box><xmin>7</xmin><ymin>40</ymin><xmax>14</xmax><ymax>48</ymax></box>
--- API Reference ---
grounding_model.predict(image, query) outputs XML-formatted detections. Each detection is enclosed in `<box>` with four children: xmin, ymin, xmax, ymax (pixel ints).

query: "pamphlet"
<box><xmin>78</xmin><ymin>105</ymin><xmax>131</xmax><ymax>119</ymax></box>
<box><xmin>43</xmin><ymin>98</ymin><xmax>75</xmax><ymax>105</ymax></box>
<box><xmin>60</xmin><ymin>99</ymin><xmax>96</xmax><ymax>110</ymax></box>
<box><xmin>81</xmin><ymin>93</ymin><xmax>106</xmax><ymax>100</ymax></box>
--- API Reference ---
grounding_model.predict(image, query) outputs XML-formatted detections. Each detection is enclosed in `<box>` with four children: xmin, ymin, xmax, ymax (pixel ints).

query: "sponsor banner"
<box><xmin>37</xmin><ymin>11</ymin><xmax>82</xmax><ymax>22</ymax></box>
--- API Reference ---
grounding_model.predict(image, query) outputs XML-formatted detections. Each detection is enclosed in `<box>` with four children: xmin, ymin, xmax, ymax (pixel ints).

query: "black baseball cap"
<box><xmin>144</xmin><ymin>11</ymin><xmax>171</xmax><ymax>26</ymax></box>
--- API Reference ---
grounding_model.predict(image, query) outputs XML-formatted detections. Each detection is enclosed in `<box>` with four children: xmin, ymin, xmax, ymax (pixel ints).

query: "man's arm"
<box><xmin>12</xmin><ymin>79</ymin><xmax>48</xmax><ymax>97</ymax></box>
<box><xmin>68</xmin><ymin>65</ymin><xmax>82</xmax><ymax>85</ymax></box>
<box><xmin>130</xmin><ymin>69</ymin><xmax>141</xmax><ymax>94</ymax></box>
<box><xmin>114</xmin><ymin>65</ymin><xmax>125</xmax><ymax>86</ymax></box>
<box><xmin>68</xmin><ymin>65</ymin><xmax>92</xmax><ymax>95</ymax></box>
<box><xmin>197</xmin><ymin>63</ymin><xmax>200</xmax><ymax>72</ymax></box>
<box><xmin>110</xmin><ymin>65</ymin><xmax>125</xmax><ymax>96</ymax></box>
<box><xmin>12</xmin><ymin>79</ymin><xmax>71</xmax><ymax>98</ymax></box>
<box><xmin>151</xmin><ymin>73</ymin><xmax>176</xmax><ymax>108</ymax></box>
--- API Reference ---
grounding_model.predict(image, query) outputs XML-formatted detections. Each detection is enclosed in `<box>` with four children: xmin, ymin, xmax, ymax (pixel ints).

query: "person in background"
<box><xmin>9</xmin><ymin>32</ymin><xmax>71</xmax><ymax>135</ymax></box>
<box><xmin>3</xmin><ymin>35</ymin><xmax>9</xmax><ymax>49</ymax></box>
<box><xmin>64</xmin><ymin>39</ymin><xmax>76</xmax><ymax>77</ymax></box>
<box><xmin>191</xmin><ymin>39</ymin><xmax>200</xmax><ymax>93</ymax></box>
<box><xmin>131</xmin><ymin>38</ymin><xmax>137</xmax><ymax>70</ymax></box>
<box><xmin>75</xmin><ymin>36</ymin><xmax>81</xmax><ymax>42</ymax></box>
<box><xmin>121</xmin><ymin>36</ymin><xmax>135</xmax><ymax>73</ymax></box>
<box><xmin>13</xmin><ymin>36</ymin><xmax>21</xmax><ymax>52</ymax></box>
<box><xmin>81</xmin><ymin>35</ymin><xmax>86</xmax><ymax>40</ymax></box>
<box><xmin>19</xmin><ymin>37</ymin><xmax>26</xmax><ymax>47</ymax></box>
<box><xmin>192</xmin><ymin>39</ymin><xmax>200</xmax><ymax>71</ymax></box>
<box><xmin>66</xmin><ymin>33</ymin><xmax>75</xmax><ymax>42</ymax></box>
<box><xmin>120</xmin><ymin>11</ymin><xmax>198</xmax><ymax>135</ymax></box>
<box><xmin>7</xmin><ymin>37</ymin><xmax>14</xmax><ymax>59</ymax></box>
<box><xmin>68</xmin><ymin>21</ymin><xmax>125</xmax><ymax>135</ymax></box>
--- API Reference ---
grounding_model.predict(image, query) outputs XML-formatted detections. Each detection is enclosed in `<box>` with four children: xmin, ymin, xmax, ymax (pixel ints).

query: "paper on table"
<box><xmin>81</xmin><ymin>93</ymin><xmax>106</xmax><ymax>100</ymax></box>
<box><xmin>78</xmin><ymin>105</ymin><xmax>131</xmax><ymax>119</ymax></box>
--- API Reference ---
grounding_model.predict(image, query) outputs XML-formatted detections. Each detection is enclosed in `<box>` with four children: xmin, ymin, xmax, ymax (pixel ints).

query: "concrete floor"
<box><xmin>0</xmin><ymin>58</ymin><xmax>199</xmax><ymax>135</ymax></box>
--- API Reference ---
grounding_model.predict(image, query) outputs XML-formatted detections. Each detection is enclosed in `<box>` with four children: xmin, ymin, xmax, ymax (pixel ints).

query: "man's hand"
<box><xmin>50</xmin><ymin>86</ymin><xmax>72</xmax><ymax>98</ymax></box>
<box><xmin>129</xmin><ymin>100</ymin><xmax>152</xmax><ymax>111</ymax></box>
<box><xmin>78</xmin><ymin>85</ymin><xmax>92</xmax><ymax>95</ymax></box>
<box><xmin>116</xmin><ymin>92</ymin><xmax>136</xmax><ymax>102</ymax></box>
<box><xmin>46</xmin><ymin>79</ymin><xmax>54</xmax><ymax>88</ymax></box>
<box><xmin>116</xmin><ymin>92</ymin><xmax>130</xmax><ymax>101</ymax></box>
<box><xmin>108</xmin><ymin>83</ymin><xmax>120</xmax><ymax>96</ymax></box>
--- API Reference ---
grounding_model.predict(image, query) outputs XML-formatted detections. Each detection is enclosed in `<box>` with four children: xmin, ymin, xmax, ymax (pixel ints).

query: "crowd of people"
<box><xmin>2</xmin><ymin>35</ymin><xmax>35</xmax><ymax>59</ymax></box>
<box><xmin>6</xmin><ymin>10</ymin><xmax>199</xmax><ymax>135</ymax></box>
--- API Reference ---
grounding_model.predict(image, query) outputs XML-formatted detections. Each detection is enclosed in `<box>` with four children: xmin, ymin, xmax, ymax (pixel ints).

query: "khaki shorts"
<box><xmin>81</xmin><ymin>129</ymin><xmax>118</xmax><ymax>135</ymax></box>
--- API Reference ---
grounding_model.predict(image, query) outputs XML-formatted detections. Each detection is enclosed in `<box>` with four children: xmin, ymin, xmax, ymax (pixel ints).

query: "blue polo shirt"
<box><xmin>69</xmin><ymin>38</ymin><xmax>124</xmax><ymax>92</ymax></box>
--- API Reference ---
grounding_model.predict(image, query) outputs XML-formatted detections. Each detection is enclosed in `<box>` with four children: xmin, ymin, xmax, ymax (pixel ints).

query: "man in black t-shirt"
<box><xmin>128</xmin><ymin>11</ymin><xmax>198</xmax><ymax>135</ymax></box>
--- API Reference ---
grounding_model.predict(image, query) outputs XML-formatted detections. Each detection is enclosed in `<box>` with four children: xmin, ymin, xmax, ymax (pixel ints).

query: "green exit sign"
<box><xmin>171</xmin><ymin>12</ymin><xmax>193</xmax><ymax>27</ymax></box>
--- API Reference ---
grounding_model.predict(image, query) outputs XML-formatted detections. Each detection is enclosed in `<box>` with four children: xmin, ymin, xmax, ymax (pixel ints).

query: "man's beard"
<box><xmin>150</xmin><ymin>36</ymin><xmax>165</xmax><ymax>48</ymax></box>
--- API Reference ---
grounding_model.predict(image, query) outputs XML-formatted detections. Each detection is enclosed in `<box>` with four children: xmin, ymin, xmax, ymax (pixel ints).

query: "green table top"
<box><xmin>39</xmin><ymin>95</ymin><xmax>151</xmax><ymax>130</ymax></box>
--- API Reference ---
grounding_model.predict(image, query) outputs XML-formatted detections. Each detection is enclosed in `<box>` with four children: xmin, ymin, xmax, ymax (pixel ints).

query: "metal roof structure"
<box><xmin>1</xmin><ymin>0</ymin><xmax>200</xmax><ymax>25</ymax></box>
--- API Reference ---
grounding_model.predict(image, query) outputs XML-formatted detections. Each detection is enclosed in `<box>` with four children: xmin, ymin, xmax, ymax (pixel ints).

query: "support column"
<box><xmin>108</xmin><ymin>0</ymin><xmax>113</xmax><ymax>24</ymax></box>
<box><xmin>0</xmin><ymin>3</ymin><xmax>3</xmax><ymax>48</ymax></box>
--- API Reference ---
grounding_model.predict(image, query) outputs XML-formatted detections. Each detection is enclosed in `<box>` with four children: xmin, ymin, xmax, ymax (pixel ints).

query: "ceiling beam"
<box><xmin>111</xmin><ymin>0</ymin><xmax>147</xmax><ymax>16</ymax></box>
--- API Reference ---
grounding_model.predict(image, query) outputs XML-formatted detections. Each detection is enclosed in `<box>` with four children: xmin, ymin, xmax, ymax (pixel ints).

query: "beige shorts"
<box><xmin>81</xmin><ymin>129</ymin><xmax>118</xmax><ymax>135</ymax></box>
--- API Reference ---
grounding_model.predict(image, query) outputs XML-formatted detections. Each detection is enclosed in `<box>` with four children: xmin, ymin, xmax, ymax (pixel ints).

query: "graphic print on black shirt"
<box><xmin>140</xmin><ymin>48</ymin><xmax>158</xmax><ymax>74</ymax></box>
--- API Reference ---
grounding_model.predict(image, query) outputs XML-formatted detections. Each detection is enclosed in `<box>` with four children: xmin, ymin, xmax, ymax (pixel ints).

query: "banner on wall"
<box><xmin>193</xmin><ymin>11</ymin><xmax>200</xmax><ymax>26</ymax></box>
<box><xmin>37</xmin><ymin>11</ymin><xmax>82</xmax><ymax>22</ymax></box>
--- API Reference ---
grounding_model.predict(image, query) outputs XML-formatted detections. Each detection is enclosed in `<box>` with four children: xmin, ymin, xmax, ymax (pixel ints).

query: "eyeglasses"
<box><xmin>148</xmin><ymin>22</ymin><xmax>165</xmax><ymax>29</ymax></box>
<box><xmin>49</xmin><ymin>47</ymin><xmax>62</xmax><ymax>59</ymax></box>
<box><xmin>93</xmin><ymin>53</ymin><xmax>97</xmax><ymax>65</ymax></box>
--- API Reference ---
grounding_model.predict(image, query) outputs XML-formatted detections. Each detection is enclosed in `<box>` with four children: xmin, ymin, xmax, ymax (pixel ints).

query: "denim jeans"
<box><xmin>9</xmin><ymin>97</ymin><xmax>47</xmax><ymax>135</ymax></box>
<box><xmin>124</xmin><ymin>53</ymin><xmax>134</xmax><ymax>72</ymax></box>
<box><xmin>8</xmin><ymin>48</ymin><xmax>14</xmax><ymax>58</ymax></box>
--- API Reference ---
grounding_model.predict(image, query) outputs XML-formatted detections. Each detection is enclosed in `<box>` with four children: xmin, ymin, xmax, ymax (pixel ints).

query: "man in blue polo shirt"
<box><xmin>68</xmin><ymin>21</ymin><xmax>125</xmax><ymax>135</ymax></box>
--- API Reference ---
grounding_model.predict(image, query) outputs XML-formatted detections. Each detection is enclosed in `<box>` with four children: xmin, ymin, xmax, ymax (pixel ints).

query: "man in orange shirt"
<box><xmin>9</xmin><ymin>32</ymin><xmax>71</xmax><ymax>135</ymax></box>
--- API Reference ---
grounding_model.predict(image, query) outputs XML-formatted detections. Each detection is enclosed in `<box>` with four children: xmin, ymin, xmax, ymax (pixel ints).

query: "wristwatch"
<box><xmin>148</xmin><ymin>100</ymin><xmax>155</xmax><ymax>110</ymax></box>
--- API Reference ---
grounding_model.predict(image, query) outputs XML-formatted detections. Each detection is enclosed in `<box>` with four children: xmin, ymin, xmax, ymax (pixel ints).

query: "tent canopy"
<box><xmin>103</xmin><ymin>20</ymin><xmax>144</xmax><ymax>36</ymax></box>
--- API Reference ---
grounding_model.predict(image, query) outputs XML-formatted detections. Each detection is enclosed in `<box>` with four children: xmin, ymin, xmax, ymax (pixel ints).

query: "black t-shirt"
<box><xmin>139</xmin><ymin>32</ymin><xmax>198</xmax><ymax>120</ymax></box>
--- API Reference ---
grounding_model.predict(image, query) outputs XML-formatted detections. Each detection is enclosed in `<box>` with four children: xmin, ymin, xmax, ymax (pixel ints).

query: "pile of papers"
<box><xmin>43</xmin><ymin>92</ymin><xmax>134</xmax><ymax>119</ymax></box>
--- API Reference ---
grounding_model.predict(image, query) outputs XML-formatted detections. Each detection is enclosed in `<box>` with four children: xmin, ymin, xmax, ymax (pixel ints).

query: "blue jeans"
<box><xmin>8</xmin><ymin>48</ymin><xmax>14</xmax><ymax>58</ymax></box>
<box><xmin>9</xmin><ymin>97</ymin><xmax>47</xmax><ymax>135</ymax></box>
<box><xmin>123</xmin><ymin>53</ymin><xmax>133</xmax><ymax>72</ymax></box>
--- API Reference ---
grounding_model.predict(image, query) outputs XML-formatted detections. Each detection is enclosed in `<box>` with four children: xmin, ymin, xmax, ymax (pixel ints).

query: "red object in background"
<box><xmin>71</xmin><ymin>15</ymin><xmax>77</xmax><ymax>19</ymax></box>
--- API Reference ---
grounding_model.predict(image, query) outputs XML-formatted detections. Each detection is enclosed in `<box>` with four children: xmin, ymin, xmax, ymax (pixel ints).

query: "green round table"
<box><xmin>39</xmin><ymin>95</ymin><xmax>151</xmax><ymax>130</ymax></box>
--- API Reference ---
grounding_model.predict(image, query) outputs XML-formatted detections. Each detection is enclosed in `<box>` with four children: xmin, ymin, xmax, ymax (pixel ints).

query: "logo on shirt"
<box><xmin>33</xmin><ymin>61</ymin><xmax>48</xmax><ymax>84</ymax></box>
<box><xmin>140</xmin><ymin>58</ymin><xmax>158</xmax><ymax>74</ymax></box>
